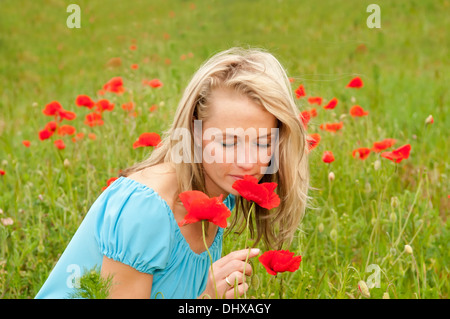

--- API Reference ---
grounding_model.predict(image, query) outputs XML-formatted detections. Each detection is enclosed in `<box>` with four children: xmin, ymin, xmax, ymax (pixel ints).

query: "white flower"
<box><xmin>404</xmin><ymin>244</ymin><xmax>413</xmax><ymax>255</ymax></box>
<box><xmin>1</xmin><ymin>217</ymin><xmax>13</xmax><ymax>226</ymax></box>
<box><xmin>328</xmin><ymin>172</ymin><xmax>335</xmax><ymax>182</ymax></box>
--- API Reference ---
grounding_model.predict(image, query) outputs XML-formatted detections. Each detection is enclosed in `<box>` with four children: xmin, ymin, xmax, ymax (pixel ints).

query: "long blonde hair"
<box><xmin>120</xmin><ymin>47</ymin><xmax>310</xmax><ymax>249</ymax></box>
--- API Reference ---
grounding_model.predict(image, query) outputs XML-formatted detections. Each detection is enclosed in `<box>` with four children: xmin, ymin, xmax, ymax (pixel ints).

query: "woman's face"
<box><xmin>199</xmin><ymin>87</ymin><xmax>279</xmax><ymax>198</ymax></box>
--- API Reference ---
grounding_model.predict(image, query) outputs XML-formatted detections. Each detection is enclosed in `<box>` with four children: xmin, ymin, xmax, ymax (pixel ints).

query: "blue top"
<box><xmin>35</xmin><ymin>176</ymin><xmax>235</xmax><ymax>299</ymax></box>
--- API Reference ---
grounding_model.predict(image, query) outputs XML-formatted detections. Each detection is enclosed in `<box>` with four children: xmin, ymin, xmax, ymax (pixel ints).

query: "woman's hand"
<box><xmin>199</xmin><ymin>248</ymin><xmax>260</xmax><ymax>299</ymax></box>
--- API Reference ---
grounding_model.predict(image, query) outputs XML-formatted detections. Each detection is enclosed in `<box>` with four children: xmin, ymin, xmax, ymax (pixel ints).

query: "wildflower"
<box><xmin>54</xmin><ymin>139</ymin><xmax>66</xmax><ymax>150</ymax></box>
<box><xmin>232</xmin><ymin>175</ymin><xmax>280</xmax><ymax>210</ymax></box>
<box><xmin>372</xmin><ymin>138</ymin><xmax>396</xmax><ymax>152</ymax></box>
<box><xmin>1</xmin><ymin>217</ymin><xmax>13</xmax><ymax>226</ymax></box>
<box><xmin>352</xmin><ymin>148</ymin><xmax>371</xmax><ymax>160</ymax></box>
<box><xmin>390</xmin><ymin>196</ymin><xmax>400</xmax><ymax>208</ymax></box>
<box><xmin>58</xmin><ymin>109</ymin><xmax>77</xmax><ymax>121</ymax></box>
<box><xmin>0</xmin><ymin>170</ymin><xmax>5</xmax><ymax>176</ymax></box>
<box><xmin>132</xmin><ymin>132</ymin><xmax>161</xmax><ymax>148</ymax></box>
<box><xmin>307</xmin><ymin>96</ymin><xmax>323</xmax><ymax>105</ymax></box>
<box><xmin>322</xmin><ymin>151</ymin><xmax>335</xmax><ymax>163</ymax></box>
<box><xmin>381</xmin><ymin>144</ymin><xmax>411</xmax><ymax>163</ymax></box>
<box><xmin>39</xmin><ymin>129</ymin><xmax>54</xmax><ymax>141</ymax></box>
<box><xmin>346</xmin><ymin>76</ymin><xmax>363</xmax><ymax>88</ymax></box>
<box><xmin>319</xmin><ymin>122</ymin><xmax>343</xmax><ymax>133</ymax></box>
<box><xmin>328</xmin><ymin>172</ymin><xmax>335</xmax><ymax>181</ymax></box>
<box><xmin>42</xmin><ymin>101</ymin><xmax>62</xmax><ymax>116</ymax></box>
<box><xmin>358</xmin><ymin>280</ymin><xmax>370</xmax><ymax>298</ymax></box>
<box><xmin>258</xmin><ymin>250</ymin><xmax>301</xmax><ymax>276</ymax></box>
<box><xmin>306</xmin><ymin>133</ymin><xmax>321</xmax><ymax>152</ymax></box>
<box><xmin>382</xmin><ymin>292</ymin><xmax>390</xmax><ymax>299</ymax></box>
<box><xmin>373</xmin><ymin>159</ymin><xmax>381</xmax><ymax>170</ymax></box>
<box><xmin>143</xmin><ymin>79</ymin><xmax>163</xmax><ymax>88</ymax></box>
<box><xmin>96</xmin><ymin>99</ymin><xmax>114</xmax><ymax>112</ymax></box>
<box><xmin>84</xmin><ymin>112</ymin><xmax>104</xmax><ymax>127</ymax></box>
<box><xmin>299</xmin><ymin>110</ymin><xmax>310</xmax><ymax>129</ymax></box>
<box><xmin>57</xmin><ymin>125</ymin><xmax>76</xmax><ymax>136</ymax></box>
<box><xmin>349</xmin><ymin>105</ymin><xmax>369</xmax><ymax>117</ymax></box>
<box><xmin>75</xmin><ymin>95</ymin><xmax>95</xmax><ymax>109</ymax></box>
<box><xmin>323</xmin><ymin>97</ymin><xmax>338</xmax><ymax>110</ymax></box>
<box><xmin>22</xmin><ymin>140</ymin><xmax>31</xmax><ymax>147</ymax></box>
<box><xmin>131</xmin><ymin>64</ymin><xmax>139</xmax><ymax>70</ymax></box>
<box><xmin>121</xmin><ymin>102</ymin><xmax>135</xmax><ymax>111</ymax></box>
<box><xmin>177</xmin><ymin>191</ymin><xmax>232</xmax><ymax>228</ymax></box>
<box><xmin>425</xmin><ymin>115</ymin><xmax>434</xmax><ymax>125</ymax></box>
<box><xmin>102</xmin><ymin>177</ymin><xmax>119</xmax><ymax>191</ymax></box>
<box><xmin>102</xmin><ymin>76</ymin><xmax>125</xmax><ymax>94</ymax></box>
<box><xmin>294</xmin><ymin>84</ymin><xmax>306</xmax><ymax>98</ymax></box>
<box><xmin>404</xmin><ymin>244</ymin><xmax>413</xmax><ymax>255</ymax></box>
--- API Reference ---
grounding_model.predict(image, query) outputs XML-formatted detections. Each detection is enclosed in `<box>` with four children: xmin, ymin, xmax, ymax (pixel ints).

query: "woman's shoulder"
<box><xmin>126</xmin><ymin>162</ymin><xmax>178</xmax><ymax>209</ymax></box>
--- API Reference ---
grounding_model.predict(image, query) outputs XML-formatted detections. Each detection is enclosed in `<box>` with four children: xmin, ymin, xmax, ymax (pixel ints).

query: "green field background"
<box><xmin>0</xmin><ymin>0</ymin><xmax>448</xmax><ymax>298</ymax></box>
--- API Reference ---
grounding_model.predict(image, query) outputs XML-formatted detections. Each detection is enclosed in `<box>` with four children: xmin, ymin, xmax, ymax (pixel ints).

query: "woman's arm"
<box><xmin>101</xmin><ymin>256</ymin><xmax>153</xmax><ymax>299</ymax></box>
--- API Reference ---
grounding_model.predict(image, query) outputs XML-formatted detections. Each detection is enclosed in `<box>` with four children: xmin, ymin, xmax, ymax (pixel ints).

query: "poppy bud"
<box><xmin>425</xmin><ymin>115</ymin><xmax>434</xmax><ymax>125</ymax></box>
<box><xmin>404</xmin><ymin>244</ymin><xmax>413</xmax><ymax>255</ymax></box>
<box><xmin>64</xmin><ymin>158</ymin><xmax>71</xmax><ymax>167</ymax></box>
<box><xmin>330</xmin><ymin>229</ymin><xmax>337</xmax><ymax>241</ymax></box>
<box><xmin>358</xmin><ymin>280</ymin><xmax>370</xmax><ymax>298</ymax></box>
<box><xmin>382</xmin><ymin>292</ymin><xmax>390</xmax><ymax>299</ymax></box>
<box><xmin>318</xmin><ymin>223</ymin><xmax>324</xmax><ymax>233</ymax></box>
<box><xmin>374</xmin><ymin>159</ymin><xmax>381</xmax><ymax>170</ymax></box>
<box><xmin>390</xmin><ymin>196</ymin><xmax>399</xmax><ymax>208</ymax></box>
<box><xmin>328</xmin><ymin>172</ymin><xmax>335</xmax><ymax>181</ymax></box>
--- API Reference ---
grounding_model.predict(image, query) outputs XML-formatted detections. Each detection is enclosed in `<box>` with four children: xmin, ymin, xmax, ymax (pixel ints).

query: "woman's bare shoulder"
<box><xmin>126</xmin><ymin>163</ymin><xmax>178</xmax><ymax>206</ymax></box>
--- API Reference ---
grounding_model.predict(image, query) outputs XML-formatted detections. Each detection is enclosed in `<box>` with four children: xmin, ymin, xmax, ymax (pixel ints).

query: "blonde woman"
<box><xmin>35</xmin><ymin>47</ymin><xmax>309</xmax><ymax>299</ymax></box>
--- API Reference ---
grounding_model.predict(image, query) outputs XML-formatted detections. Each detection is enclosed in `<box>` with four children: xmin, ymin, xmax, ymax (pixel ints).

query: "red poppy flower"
<box><xmin>58</xmin><ymin>109</ymin><xmax>77</xmax><ymax>121</ymax></box>
<box><xmin>352</xmin><ymin>147</ymin><xmax>371</xmax><ymax>160</ymax></box>
<box><xmin>232</xmin><ymin>175</ymin><xmax>280</xmax><ymax>210</ymax></box>
<box><xmin>143</xmin><ymin>78</ymin><xmax>163</xmax><ymax>88</ymax></box>
<box><xmin>177</xmin><ymin>191</ymin><xmax>232</xmax><ymax>228</ymax></box>
<box><xmin>57</xmin><ymin>125</ymin><xmax>76</xmax><ymax>136</ymax></box>
<box><xmin>323</xmin><ymin>97</ymin><xmax>338</xmax><ymax>110</ymax></box>
<box><xmin>43</xmin><ymin>101</ymin><xmax>62</xmax><ymax>116</ymax></box>
<box><xmin>295</xmin><ymin>84</ymin><xmax>306</xmax><ymax>99</ymax></box>
<box><xmin>381</xmin><ymin>144</ymin><xmax>411</xmax><ymax>163</ymax></box>
<box><xmin>346</xmin><ymin>76</ymin><xmax>363</xmax><ymax>88</ymax></box>
<box><xmin>22</xmin><ymin>140</ymin><xmax>31</xmax><ymax>147</ymax></box>
<box><xmin>372</xmin><ymin>138</ymin><xmax>396</xmax><ymax>152</ymax></box>
<box><xmin>102</xmin><ymin>177</ymin><xmax>119</xmax><ymax>191</ymax></box>
<box><xmin>54</xmin><ymin>139</ymin><xmax>65</xmax><ymax>150</ymax></box>
<box><xmin>96</xmin><ymin>99</ymin><xmax>114</xmax><ymax>112</ymax></box>
<box><xmin>39</xmin><ymin>129</ymin><xmax>54</xmax><ymax>141</ymax></box>
<box><xmin>103</xmin><ymin>76</ymin><xmax>125</xmax><ymax>94</ymax></box>
<box><xmin>122</xmin><ymin>102</ymin><xmax>135</xmax><ymax>111</ymax></box>
<box><xmin>299</xmin><ymin>110</ymin><xmax>310</xmax><ymax>129</ymax></box>
<box><xmin>84</xmin><ymin>112</ymin><xmax>104</xmax><ymax>127</ymax></box>
<box><xmin>307</xmin><ymin>96</ymin><xmax>323</xmax><ymax>105</ymax></box>
<box><xmin>75</xmin><ymin>95</ymin><xmax>95</xmax><ymax>108</ymax></box>
<box><xmin>322</xmin><ymin>151</ymin><xmax>335</xmax><ymax>163</ymax></box>
<box><xmin>44</xmin><ymin>121</ymin><xmax>58</xmax><ymax>132</ymax></box>
<box><xmin>306</xmin><ymin>133</ymin><xmax>321</xmax><ymax>152</ymax></box>
<box><xmin>319</xmin><ymin>122</ymin><xmax>344</xmax><ymax>132</ymax></box>
<box><xmin>258</xmin><ymin>250</ymin><xmax>302</xmax><ymax>276</ymax></box>
<box><xmin>132</xmin><ymin>132</ymin><xmax>162</xmax><ymax>148</ymax></box>
<box><xmin>350</xmin><ymin>105</ymin><xmax>369</xmax><ymax>117</ymax></box>
<box><xmin>0</xmin><ymin>170</ymin><xmax>5</xmax><ymax>176</ymax></box>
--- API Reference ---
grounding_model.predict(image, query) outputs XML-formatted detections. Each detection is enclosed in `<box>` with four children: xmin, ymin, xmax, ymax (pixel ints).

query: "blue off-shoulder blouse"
<box><xmin>35</xmin><ymin>176</ymin><xmax>235</xmax><ymax>299</ymax></box>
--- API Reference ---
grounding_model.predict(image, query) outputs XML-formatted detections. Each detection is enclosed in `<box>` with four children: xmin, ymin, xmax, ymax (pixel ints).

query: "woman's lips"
<box><xmin>229</xmin><ymin>175</ymin><xmax>244</xmax><ymax>180</ymax></box>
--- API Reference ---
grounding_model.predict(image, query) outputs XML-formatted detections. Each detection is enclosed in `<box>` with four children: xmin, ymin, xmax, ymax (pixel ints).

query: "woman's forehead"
<box><xmin>204</xmin><ymin>87</ymin><xmax>278</xmax><ymax>130</ymax></box>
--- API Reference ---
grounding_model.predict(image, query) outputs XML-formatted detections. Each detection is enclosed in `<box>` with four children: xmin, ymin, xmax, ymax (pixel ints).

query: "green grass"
<box><xmin>0</xmin><ymin>0</ymin><xmax>448</xmax><ymax>299</ymax></box>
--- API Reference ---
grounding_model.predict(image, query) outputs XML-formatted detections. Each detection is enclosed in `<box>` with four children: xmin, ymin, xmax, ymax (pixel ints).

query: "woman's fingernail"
<box><xmin>251</xmin><ymin>248</ymin><xmax>260</xmax><ymax>254</ymax></box>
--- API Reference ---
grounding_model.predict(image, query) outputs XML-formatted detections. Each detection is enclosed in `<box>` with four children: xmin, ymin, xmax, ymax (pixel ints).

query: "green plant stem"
<box><xmin>202</xmin><ymin>220</ymin><xmax>218</xmax><ymax>299</ymax></box>
<box><xmin>242</xmin><ymin>201</ymin><xmax>255</xmax><ymax>299</ymax></box>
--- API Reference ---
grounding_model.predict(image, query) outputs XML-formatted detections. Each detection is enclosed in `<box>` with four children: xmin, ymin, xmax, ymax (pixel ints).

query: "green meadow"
<box><xmin>0</xmin><ymin>0</ymin><xmax>448</xmax><ymax>299</ymax></box>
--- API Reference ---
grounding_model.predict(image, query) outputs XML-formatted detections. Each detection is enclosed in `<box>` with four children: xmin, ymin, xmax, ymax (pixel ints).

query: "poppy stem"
<box><xmin>202</xmin><ymin>220</ymin><xmax>218</xmax><ymax>299</ymax></box>
<box><xmin>242</xmin><ymin>201</ymin><xmax>255</xmax><ymax>299</ymax></box>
